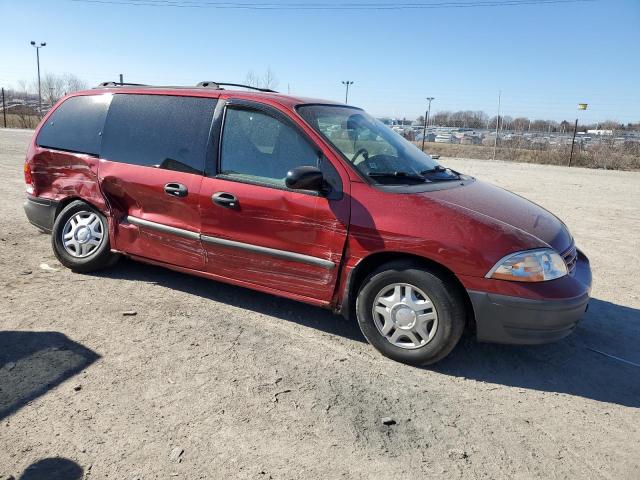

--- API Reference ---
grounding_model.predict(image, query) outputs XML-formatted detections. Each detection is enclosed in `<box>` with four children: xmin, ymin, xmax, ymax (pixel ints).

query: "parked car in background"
<box><xmin>435</xmin><ymin>133</ymin><xmax>456</xmax><ymax>144</ymax></box>
<box><xmin>23</xmin><ymin>82</ymin><xmax>592</xmax><ymax>365</ymax></box>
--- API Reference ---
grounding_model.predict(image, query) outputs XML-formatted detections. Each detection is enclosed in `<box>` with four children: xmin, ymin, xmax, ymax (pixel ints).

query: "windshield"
<box><xmin>297</xmin><ymin>105</ymin><xmax>455</xmax><ymax>184</ymax></box>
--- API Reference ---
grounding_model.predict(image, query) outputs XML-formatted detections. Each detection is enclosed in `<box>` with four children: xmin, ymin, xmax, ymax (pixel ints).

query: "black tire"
<box><xmin>356</xmin><ymin>260</ymin><xmax>466</xmax><ymax>366</ymax></box>
<box><xmin>51</xmin><ymin>200</ymin><xmax>119</xmax><ymax>273</ymax></box>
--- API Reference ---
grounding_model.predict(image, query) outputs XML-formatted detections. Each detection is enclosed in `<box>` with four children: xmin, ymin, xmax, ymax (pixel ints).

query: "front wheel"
<box><xmin>51</xmin><ymin>200</ymin><xmax>119</xmax><ymax>273</ymax></box>
<box><xmin>356</xmin><ymin>261</ymin><xmax>466</xmax><ymax>366</ymax></box>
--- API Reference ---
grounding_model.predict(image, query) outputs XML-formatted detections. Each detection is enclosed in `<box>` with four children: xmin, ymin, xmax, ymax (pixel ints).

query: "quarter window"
<box><xmin>36</xmin><ymin>94</ymin><xmax>112</xmax><ymax>156</ymax></box>
<box><xmin>101</xmin><ymin>94</ymin><xmax>216</xmax><ymax>174</ymax></box>
<box><xmin>220</xmin><ymin>107</ymin><xmax>319</xmax><ymax>187</ymax></box>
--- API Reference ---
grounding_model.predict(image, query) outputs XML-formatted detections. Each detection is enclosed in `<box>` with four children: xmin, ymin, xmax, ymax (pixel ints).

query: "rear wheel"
<box><xmin>52</xmin><ymin>200</ymin><xmax>119</xmax><ymax>273</ymax></box>
<box><xmin>356</xmin><ymin>261</ymin><xmax>465</xmax><ymax>366</ymax></box>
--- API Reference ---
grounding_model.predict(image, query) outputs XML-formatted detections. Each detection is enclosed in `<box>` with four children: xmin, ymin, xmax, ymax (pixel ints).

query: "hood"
<box><xmin>425</xmin><ymin>180</ymin><xmax>573</xmax><ymax>253</ymax></box>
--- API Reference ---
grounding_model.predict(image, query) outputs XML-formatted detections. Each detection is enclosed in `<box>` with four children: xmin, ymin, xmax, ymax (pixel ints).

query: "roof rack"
<box><xmin>95</xmin><ymin>81</ymin><xmax>149</xmax><ymax>88</ymax></box>
<box><xmin>197</xmin><ymin>81</ymin><xmax>277</xmax><ymax>93</ymax></box>
<box><xmin>94</xmin><ymin>81</ymin><xmax>278</xmax><ymax>94</ymax></box>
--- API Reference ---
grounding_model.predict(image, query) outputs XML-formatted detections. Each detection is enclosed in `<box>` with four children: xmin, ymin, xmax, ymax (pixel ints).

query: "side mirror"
<box><xmin>286</xmin><ymin>166</ymin><xmax>325</xmax><ymax>192</ymax></box>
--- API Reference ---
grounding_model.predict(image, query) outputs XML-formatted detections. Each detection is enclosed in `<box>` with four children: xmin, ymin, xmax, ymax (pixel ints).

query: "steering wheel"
<box><xmin>351</xmin><ymin>148</ymin><xmax>369</xmax><ymax>164</ymax></box>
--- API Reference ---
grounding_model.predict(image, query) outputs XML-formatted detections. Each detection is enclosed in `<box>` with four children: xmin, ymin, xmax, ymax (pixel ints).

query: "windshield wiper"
<box><xmin>420</xmin><ymin>165</ymin><xmax>461</xmax><ymax>180</ymax></box>
<box><xmin>420</xmin><ymin>165</ymin><xmax>448</xmax><ymax>174</ymax></box>
<box><xmin>368</xmin><ymin>171</ymin><xmax>427</xmax><ymax>183</ymax></box>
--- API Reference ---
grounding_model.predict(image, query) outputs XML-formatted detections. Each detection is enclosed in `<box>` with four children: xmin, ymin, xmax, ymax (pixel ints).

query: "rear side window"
<box><xmin>101</xmin><ymin>94</ymin><xmax>216</xmax><ymax>174</ymax></box>
<box><xmin>36</xmin><ymin>94</ymin><xmax>111</xmax><ymax>155</ymax></box>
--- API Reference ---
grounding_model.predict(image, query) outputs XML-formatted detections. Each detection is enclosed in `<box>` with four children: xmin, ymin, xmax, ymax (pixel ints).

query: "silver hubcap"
<box><xmin>61</xmin><ymin>211</ymin><xmax>104</xmax><ymax>258</ymax></box>
<box><xmin>372</xmin><ymin>283</ymin><xmax>438</xmax><ymax>349</ymax></box>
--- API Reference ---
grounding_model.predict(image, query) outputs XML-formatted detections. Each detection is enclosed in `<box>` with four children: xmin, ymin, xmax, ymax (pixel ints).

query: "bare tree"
<box><xmin>512</xmin><ymin>117</ymin><xmax>529</xmax><ymax>132</ymax></box>
<box><xmin>470</xmin><ymin>111</ymin><xmax>488</xmax><ymax>129</ymax></box>
<box><xmin>244</xmin><ymin>68</ymin><xmax>279</xmax><ymax>90</ymax></box>
<box><xmin>42</xmin><ymin>73</ymin><xmax>66</xmax><ymax>106</ymax></box>
<box><xmin>530</xmin><ymin>119</ymin><xmax>547</xmax><ymax>132</ymax></box>
<box><xmin>431</xmin><ymin>111</ymin><xmax>450</xmax><ymax>126</ymax></box>
<box><xmin>17</xmin><ymin>80</ymin><xmax>30</xmax><ymax>97</ymax></box>
<box><xmin>10</xmin><ymin>80</ymin><xmax>38</xmax><ymax>127</ymax></box>
<box><xmin>599</xmin><ymin>120</ymin><xmax>620</xmax><ymax>130</ymax></box>
<box><xmin>63</xmin><ymin>73</ymin><xmax>88</xmax><ymax>93</ymax></box>
<box><xmin>431</xmin><ymin>110</ymin><xmax>487</xmax><ymax>129</ymax></box>
<box><xmin>244</xmin><ymin>70</ymin><xmax>259</xmax><ymax>88</ymax></box>
<box><xmin>262</xmin><ymin>67</ymin><xmax>278</xmax><ymax>90</ymax></box>
<box><xmin>41</xmin><ymin>73</ymin><xmax>88</xmax><ymax>106</ymax></box>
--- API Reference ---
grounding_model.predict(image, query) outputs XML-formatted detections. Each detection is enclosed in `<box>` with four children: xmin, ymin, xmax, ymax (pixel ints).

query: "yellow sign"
<box><xmin>578</xmin><ymin>103</ymin><xmax>588</xmax><ymax>110</ymax></box>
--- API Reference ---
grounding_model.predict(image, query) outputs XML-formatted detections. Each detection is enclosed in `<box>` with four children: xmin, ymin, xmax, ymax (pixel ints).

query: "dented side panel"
<box><xmin>28</xmin><ymin>146</ymin><xmax>106</xmax><ymax>212</ymax></box>
<box><xmin>98</xmin><ymin>160</ymin><xmax>206</xmax><ymax>270</ymax></box>
<box><xmin>199</xmin><ymin>177</ymin><xmax>350</xmax><ymax>301</ymax></box>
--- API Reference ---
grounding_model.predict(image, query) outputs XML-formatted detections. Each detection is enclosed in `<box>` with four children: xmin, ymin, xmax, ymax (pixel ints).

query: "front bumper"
<box><xmin>468</xmin><ymin>250</ymin><xmax>592</xmax><ymax>344</ymax></box>
<box><xmin>24</xmin><ymin>196</ymin><xmax>58</xmax><ymax>233</ymax></box>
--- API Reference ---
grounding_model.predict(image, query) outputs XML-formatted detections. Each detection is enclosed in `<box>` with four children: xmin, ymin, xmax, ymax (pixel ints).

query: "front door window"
<box><xmin>220</xmin><ymin>107</ymin><xmax>319</xmax><ymax>187</ymax></box>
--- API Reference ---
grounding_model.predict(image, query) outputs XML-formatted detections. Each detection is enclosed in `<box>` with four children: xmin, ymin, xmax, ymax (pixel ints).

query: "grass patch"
<box><xmin>1</xmin><ymin>113</ymin><xmax>40</xmax><ymax>129</ymax></box>
<box><xmin>420</xmin><ymin>141</ymin><xmax>640</xmax><ymax>171</ymax></box>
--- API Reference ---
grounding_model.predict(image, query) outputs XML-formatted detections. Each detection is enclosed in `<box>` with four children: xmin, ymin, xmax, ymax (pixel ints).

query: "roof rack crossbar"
<box><xmin>93</xmin><ymin>81</ymin><xmax>278</xmax><ymax>94</ymax></box>
<box><xmin>197</xmin><ymin>81</ymin><xmax>277</xmax><ymax>93</ymax></box>
<box><xmin>95</xmin><ymin>81</ymin><xmax>149</xmax><ymax>88</ymax></box>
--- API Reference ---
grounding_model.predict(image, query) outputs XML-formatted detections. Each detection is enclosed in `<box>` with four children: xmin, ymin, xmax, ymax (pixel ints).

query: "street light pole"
<box><xmin>493</xmin><ymin>90</ymin><xmax>501</xmax><ymax>160</ymax></box>
<box><xmin>30</xmin><ymin>41</ymin><xmax>46</xmax><ymax>116</ymax></box>
<box><xmin>421</xmin><ymin>96</ymin><xmax>435</xmax><ymax>151</ymax></box>
<box><xmin>2</xmin><ymin>87</ymin><xmax>7</xmax><ymax>128</ymax></box>
<box><xmin>341</xmin><ymin>80</ymin><xmax>353</xmax><ymax>103</ymax></box>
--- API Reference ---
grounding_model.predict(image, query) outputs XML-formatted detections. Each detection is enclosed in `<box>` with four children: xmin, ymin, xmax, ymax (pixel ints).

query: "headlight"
<box><xmin>486</xmin><ymin>248</ymin><xmax>567</xmax><ymax>282</ymax></box>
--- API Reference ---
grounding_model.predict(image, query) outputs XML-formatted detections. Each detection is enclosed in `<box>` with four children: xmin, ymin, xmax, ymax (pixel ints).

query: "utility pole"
<box><xmin>342</xmin><ymin>80</ymin><xmax>353</xmax><ymax>103</ymax></box>
<box><xmin>569</xmin><ymin>103</ymin><xmax>588</xmax><ymax>167</ymax></box>
<box><xmin>1</xmin><ymin>88</ymin><xmax>6</xmax><ymax>128</ymax></box>
<box><xmin>30</xmin><ymin>41</ymin><xmax>46</xmax><ymax>116</ymax></box>
<box><xmin>421</xmin><ymin>96</ymin><xmax>435</xmax><ymax>151</ymax></box>
<box><xmin>493</xmin><ymin>90</ymin><xmax>501</xmax><ymax>160</ymax></box>
<box><xmin>119</xmin><ymin>73</ymin><xmax>124</xmax><ymax>85</ymax></box>
<box><xmin>568</xmin><ymin>118</ymin><xmax>579</xmax><ymax>167</ymax></box>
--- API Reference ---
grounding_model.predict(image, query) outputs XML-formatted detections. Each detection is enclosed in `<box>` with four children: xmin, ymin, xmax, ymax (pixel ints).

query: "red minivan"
<box><xmin>23</xmin><ymin>82</ymin><xmax>592</xmax><ymax>365</ymax></box>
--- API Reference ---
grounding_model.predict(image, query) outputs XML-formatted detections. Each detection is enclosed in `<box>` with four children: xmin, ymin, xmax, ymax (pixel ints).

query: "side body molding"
<box><xmin>126</xmin><ymin>215</ymin><xmax>200</xmax><ymax>240</ymax></box>
<box><xmin>125</xmin><ymin>216</ymin><xmax>335</xmax><ymax>270</ymax></box>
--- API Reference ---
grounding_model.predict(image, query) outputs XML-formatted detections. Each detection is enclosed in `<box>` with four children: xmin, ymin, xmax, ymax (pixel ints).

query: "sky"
<box><xmin>1</xmin><ymin>0</ymin><xmax>639</xmax><ymax>124</ymax></box>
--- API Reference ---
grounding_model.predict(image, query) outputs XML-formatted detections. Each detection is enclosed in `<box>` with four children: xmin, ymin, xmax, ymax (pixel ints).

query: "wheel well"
<box><xmin>341</xmin><ymin>252</ymin><xmax>476</xmax><ymax>332</ymax></box>
<box><xmin>55</xmin><ymin>197</ymin><xmax>101</xmax><ymax>219</ymax></box>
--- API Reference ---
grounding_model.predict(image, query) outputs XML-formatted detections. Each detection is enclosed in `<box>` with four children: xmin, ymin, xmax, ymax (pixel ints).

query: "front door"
<box><xmin>199</xmin><ymin>101</ymin><xmax>350</xmax><ymax>303</ymax></box>
<box><xmin>98</xmin><ymin>93</ymin><xmax>217</xmax><ymax>270</ymax></box>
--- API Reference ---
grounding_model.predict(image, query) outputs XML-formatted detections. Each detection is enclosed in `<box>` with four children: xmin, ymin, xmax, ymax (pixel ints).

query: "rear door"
<box><xmin>98</xmin><ymin>93</ymin><xmax>217</xmax><ymax>270</ymax></box>
<box><xmin>198</xmin><ymin>100</ymin><xmax>350</xmax><ymax>303</ymax></box>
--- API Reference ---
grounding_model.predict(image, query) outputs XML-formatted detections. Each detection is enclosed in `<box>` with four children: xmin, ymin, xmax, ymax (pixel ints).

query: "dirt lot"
<box><xmin>1</xmin><ymin>128</ymin><xmax>639</xmax><ymax>479</ymax></box>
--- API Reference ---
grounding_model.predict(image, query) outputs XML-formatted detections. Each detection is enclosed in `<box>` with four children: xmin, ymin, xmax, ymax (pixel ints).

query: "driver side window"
<box><xmin>220</xmin><ymin>107</ymin><xmax>319</xmax><ymax>187</ymax></box>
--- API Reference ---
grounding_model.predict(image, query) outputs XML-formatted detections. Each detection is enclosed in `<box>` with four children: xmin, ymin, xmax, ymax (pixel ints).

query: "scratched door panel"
<box><xmin>199</xmin><ymin>178</ymin><xmax>349</xmax><ymax>302</ymax></box>
<box><xmin>100</xmin><ymin>160</ymin><xmax>205</xmax><ymax>270</ymax></box>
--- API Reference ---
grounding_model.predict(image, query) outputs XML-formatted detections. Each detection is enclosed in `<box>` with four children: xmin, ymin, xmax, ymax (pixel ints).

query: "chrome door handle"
<box><xmin>164</xmin><ymin>183</ymin><xmax>188</xmax><ymax>197</ymax></box>
<box><xmin>212</xmin><ymin>192</ymin><xmax>238</xmax><ymax>208</ymax></box>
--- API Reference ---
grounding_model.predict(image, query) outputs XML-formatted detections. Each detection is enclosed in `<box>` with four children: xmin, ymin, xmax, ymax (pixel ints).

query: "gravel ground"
<box><xmin>1</xmin><ymin>128</ymin><xmax>639</xmax><ymax>479</ymax></box>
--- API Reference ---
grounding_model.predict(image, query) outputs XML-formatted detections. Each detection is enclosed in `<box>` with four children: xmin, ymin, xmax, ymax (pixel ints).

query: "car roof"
<box><xmin>78</xmin><ymin>86</ymin><xmax>346</xmax><ymax>110</ymax></box>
